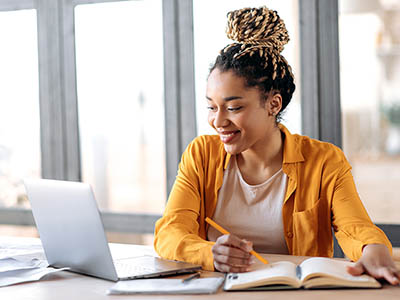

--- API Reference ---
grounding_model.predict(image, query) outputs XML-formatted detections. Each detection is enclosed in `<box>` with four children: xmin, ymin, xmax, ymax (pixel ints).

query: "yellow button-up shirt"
<box><xmin>154</xmin><ymin>124</ymin><xmax>392</xmax><ymax>271</ymax></box>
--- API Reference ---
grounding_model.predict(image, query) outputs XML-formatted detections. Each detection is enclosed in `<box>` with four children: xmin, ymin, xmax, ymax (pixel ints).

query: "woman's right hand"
<box><xmin>212</xmin><ymin>234</ymin><xmax>255</xmax><ymax>272</ymax></box>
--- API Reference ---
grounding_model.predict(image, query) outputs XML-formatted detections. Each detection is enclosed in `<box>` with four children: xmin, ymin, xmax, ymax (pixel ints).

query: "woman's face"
<box><xmin>206</xmin><ymin>69</ymin><xmax>280</xmax><ymax>155</ymax></box>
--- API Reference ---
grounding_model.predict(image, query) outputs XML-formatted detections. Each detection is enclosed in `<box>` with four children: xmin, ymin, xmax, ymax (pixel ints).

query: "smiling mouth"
<box><xmin>219</xmin><ymin>131</ymin><xmax>240</xmax><ymax>144</ymax></box>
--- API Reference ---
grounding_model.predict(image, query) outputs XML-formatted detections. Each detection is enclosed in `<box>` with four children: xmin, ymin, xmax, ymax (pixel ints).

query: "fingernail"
<box><xmin>250</xmin><ymin>257</ymin><xmax>256</xmax><ymax>264</ymax></box>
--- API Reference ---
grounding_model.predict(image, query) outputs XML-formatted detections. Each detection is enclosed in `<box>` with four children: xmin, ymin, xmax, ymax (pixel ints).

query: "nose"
<box><xmin>213</xmin><ymin>109</ymin><xmax>229</xmax><ymax>129</ymax></box>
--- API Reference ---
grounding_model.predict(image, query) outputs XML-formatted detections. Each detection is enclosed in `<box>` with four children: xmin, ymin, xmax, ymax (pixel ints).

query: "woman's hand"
<box><xmin>347</xmin><ymin>243</ymin><xmax>400</xmax><ymax>285</ymax></box>
<box><xmin>212</xmin><ymin>234</ymin><xmax>255</xmax><ymax>272</ymax></box>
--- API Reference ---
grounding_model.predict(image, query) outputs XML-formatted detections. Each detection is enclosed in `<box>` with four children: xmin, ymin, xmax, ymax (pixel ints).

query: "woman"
<box><xmin>154</xmin><ymin>6</ymin><xmax>399</xmax><ymax>284</ymax></box>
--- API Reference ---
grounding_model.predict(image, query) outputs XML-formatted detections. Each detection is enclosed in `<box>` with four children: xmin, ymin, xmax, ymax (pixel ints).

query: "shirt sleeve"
<box><xmin>331</xmin><ymin>153</ymin><xmax>392</xmax><ymax>261</ymax></box>
<box><xmin>153</xmin><ymin>138</ymin><xmax>215</xmax><ymax>271</ymax></box>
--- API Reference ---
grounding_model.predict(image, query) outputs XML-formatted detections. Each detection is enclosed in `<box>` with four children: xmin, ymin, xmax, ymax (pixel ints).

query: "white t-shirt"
<box><xmin>207</xmin><ymin>155</ymin><xmax>289</xmax><ymax>254</ymax></box>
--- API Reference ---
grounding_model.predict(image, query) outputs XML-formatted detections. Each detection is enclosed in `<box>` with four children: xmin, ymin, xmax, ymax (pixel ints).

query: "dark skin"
<box><xmin>211</xmin><ymin>234</ymin><xmax>255</xmax><ymax>273</ymax></box>
<box><xmin>207</xmin><ymin>69</ymin><xmax>400</xmax><ymax>285</ymax></box>
<box><xmin>347</xmin><ymin>244</ymin><xmax>399</xmax><ymax>285</ymax></box>
<box><xmin>207</xmin><ymin>69</ymin><xmax>282</xmax><ymax>273</ymax></box>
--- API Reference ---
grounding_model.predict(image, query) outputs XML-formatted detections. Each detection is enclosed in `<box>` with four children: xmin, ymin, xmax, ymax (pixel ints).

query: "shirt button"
<box><xmin>287</xmin><ymin>231</ymin><xmax>293</xmax><ymax>238</ymax></box>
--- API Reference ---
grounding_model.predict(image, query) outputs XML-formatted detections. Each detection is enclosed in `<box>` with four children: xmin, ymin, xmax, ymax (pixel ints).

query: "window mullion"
<box><xmin>163</xmin><ymin>0</ymin><xmax>197</xmax><ymax>196</ymax></box>
<box><xmin>299</xmin><ymin>0</ymin><xmax>342</xmax><ymax>147</ymax></box>
<box><xmin>36</xmin><ymin>0</ymin><xmax>80</xmax><ymax>180</ymax></box>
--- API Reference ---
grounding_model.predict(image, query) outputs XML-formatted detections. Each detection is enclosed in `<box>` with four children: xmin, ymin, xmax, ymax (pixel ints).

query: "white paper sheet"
<box><xmin>107</xmin><ymin>277</ymin><xmax>225</xmax><ymax>295</ymax></box>
<box><xmin>0</xmin><ymin>236</ymin><xmax>62</xmax><ymax>287</ymax></box>
<box><xmin>0</xmin><ymin>257</ymin><xmax>48</xmax><ymax>273</ymax></box>
<box><xmin>0</xmin><ymin>236</ymin><xmax>45</xmax><ymax>261</ymax></box>
<box><xmin>0</xmin><ymin>267</ymin><xmax>68</xmax><ymax>287</ymax></box>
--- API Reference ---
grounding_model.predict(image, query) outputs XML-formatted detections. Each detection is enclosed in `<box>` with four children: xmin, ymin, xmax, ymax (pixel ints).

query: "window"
<box><xmin>0</xmin><ymin>9</ymin><xmax>40</xmax><ymax>209</ymax></box>
<box><xmin>6</xmin><ymin>1</ymin><xmax>395</xmax><ymax>253</ymax></box>
<box><xmin>0</xmin><ymin>8</ymin><xmax>40</xmax><ymax>237</ymax></box>
<box><xmin>0</xmin><ymin>0</ymin><xmax>194</xmax><ymax>241</ymax></box>
<box><xmin>75</xmin><ymin>0</ymin><xmax>166</xmax><ymax>215</ymax></box>
<box><xmin>339</xmin><ymin>0</ymin><xmax>400</xmax><ymax>226</ymax></box>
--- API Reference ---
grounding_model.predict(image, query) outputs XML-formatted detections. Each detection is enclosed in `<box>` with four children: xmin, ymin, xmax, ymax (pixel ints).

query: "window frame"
<box><xmin>0</xmin><ymin>0</ymin><xmax>197</xmax><ymax>234</ymax></box>
<box><xmin>299</xmin><ymin>0</ymin><xmax>400</xmax><ymax>255</ymax></box>
<box><xmin>1</xmin><ymin>0</ymin><xmax>398</xmax><ymax>248</ymax></box>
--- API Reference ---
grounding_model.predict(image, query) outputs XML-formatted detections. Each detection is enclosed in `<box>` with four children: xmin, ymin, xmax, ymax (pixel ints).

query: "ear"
<box><xmin>266</xmin><ymin>93</ymin><xmax>282</xmax><ymax>116</ymax></box>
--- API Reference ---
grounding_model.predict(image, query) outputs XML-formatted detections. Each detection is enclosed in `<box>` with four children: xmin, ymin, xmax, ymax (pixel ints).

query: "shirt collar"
<box><xmin>279</xmin><ymin>123</ymin><xmax>305</xmax><ymax>164</ymax></box>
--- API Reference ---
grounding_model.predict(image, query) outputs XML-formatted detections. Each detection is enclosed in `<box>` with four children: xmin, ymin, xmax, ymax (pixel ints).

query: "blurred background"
<box><xmin>340</xmin><ymin>0</ymin><xmax>400</xmax><ymax>226</ymax></box>
<box><xmin>0</xmin><ymin>0</ymin><xmax>398</xmax><ymax>257</ymax></box>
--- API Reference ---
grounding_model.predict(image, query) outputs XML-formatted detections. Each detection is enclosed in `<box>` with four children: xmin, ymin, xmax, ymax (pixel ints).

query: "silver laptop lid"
<box><xmin>24</xmin><ymin>179</ymin><xmax>118</xmax><ymax>281</ymax></box>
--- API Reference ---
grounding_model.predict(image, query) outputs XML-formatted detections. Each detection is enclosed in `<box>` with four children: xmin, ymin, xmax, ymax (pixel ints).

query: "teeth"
<box><xmin>221</xmin><ymin>133</ymin><xmax>235</xmax><ymax>138</ymax></box>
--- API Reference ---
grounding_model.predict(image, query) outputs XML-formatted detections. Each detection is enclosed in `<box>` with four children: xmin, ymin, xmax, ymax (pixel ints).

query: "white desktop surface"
<box><xmin>0</xmin><ymin>236</ymin><xmax>399</xmax><ymax>300</ymax></box>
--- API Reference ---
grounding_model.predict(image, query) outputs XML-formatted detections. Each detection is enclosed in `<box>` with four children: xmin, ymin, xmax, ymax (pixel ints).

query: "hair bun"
<box><xmin>226</xmin><ymin>6</ymin><xmax>289</xmax><ymax>54</ymax></box>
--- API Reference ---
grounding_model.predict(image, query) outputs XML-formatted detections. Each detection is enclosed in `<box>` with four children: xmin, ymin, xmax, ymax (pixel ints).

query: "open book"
<box><xmin>224</xmin><ymin>257</ymin><xmax>381</xmax><ymax>290</ymax></box>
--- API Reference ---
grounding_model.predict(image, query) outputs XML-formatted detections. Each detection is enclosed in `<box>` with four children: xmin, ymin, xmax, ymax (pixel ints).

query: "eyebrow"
<box><xmin>206</xmin><ymin>96</ymin><xmax>243</xmax><ymax>101</ymax></box>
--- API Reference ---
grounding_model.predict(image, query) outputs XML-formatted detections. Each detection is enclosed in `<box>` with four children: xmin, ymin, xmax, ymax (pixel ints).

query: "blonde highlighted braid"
<box><xmin>225</xmin><ymin>6</ymin><xmax>293</xmax><ymax>80</ymax></box>
<box><xmin>210</xmin><ymin>6</ymin><xmax>296</xmax><ymax>120</ymax></box>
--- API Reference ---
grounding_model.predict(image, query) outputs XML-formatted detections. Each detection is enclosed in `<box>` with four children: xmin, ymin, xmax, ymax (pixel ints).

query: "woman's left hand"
<box><xmin>347</xmin><ymin>243</ymin><xmax>400</xmax><ymax>285</ymax></box>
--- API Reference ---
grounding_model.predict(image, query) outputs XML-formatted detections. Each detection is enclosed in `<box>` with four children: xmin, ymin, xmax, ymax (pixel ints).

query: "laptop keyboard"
<box><xmin>112</xmin><ymin>255</ymin><xmax>201</xmax><ymax>279</ymax></box>
<box><xmin>114</xmin><ymin>260</ymin><xmax>158</xmax><ymax>278</ymax></box>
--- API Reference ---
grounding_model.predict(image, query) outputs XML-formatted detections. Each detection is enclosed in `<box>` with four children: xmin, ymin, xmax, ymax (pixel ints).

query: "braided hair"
<box><xmin>210</xmin><ymin>6</ymin><xmax>296</xmax><ymax>121</ymax></box>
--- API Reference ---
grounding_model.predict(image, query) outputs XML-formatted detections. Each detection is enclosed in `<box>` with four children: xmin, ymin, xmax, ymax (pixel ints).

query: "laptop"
<box><xmin>24</xmin><ymin>179</ymin><xmax>201</xmax><ymax>281</ymax></box>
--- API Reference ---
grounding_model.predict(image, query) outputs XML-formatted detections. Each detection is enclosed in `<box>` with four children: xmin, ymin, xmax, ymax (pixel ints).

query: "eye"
<box><xmin>227</xmin><ymin>106</ymin><xmax>242</xmax><ymax>112</ymax></box>
<box><xmin>207</xmin><ymin>106</ymin><xmax>216</xmax><ymax>111</ymax></box>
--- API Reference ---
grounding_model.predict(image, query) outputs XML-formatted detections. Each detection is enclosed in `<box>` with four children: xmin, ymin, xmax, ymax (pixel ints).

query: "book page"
<box><xmin>224</xmin><ymin>261</ymin><xmax>300</xmax><ymax>290</ymax></box>
<box><xmin>299</xmin><ymin>257</ymin><xmax>380</xmax><ymax>288</ymax></box>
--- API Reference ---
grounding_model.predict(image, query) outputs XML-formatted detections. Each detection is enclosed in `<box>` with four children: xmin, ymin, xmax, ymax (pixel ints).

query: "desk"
<box><xmin>1</xmin><ymin>237</ymin><xmax>399</xmax><ymax>300</ymax></box>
